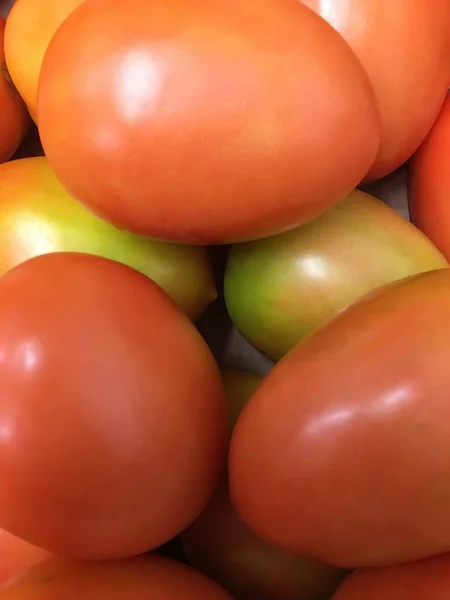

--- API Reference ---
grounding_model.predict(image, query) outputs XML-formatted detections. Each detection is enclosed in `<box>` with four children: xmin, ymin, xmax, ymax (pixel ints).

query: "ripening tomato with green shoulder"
<box><xmin>333</xmin><ymin>554</ymin><xmax>450</xmax><ymax>599</ymax></box>
<box><xmin>225</xmin><ymin>189</ymin><xmax>447</xmax><ymax>360</ymax></box>
<box><xmin>0</xmin><ymin>17</ymin><xmax>29</xmax><ymax>163</ymax></box>
<box><xmin>302</xmin><ymin>0</ymin><xmax>450</xmax><ymax>181</ymax></box>
<box><xmin>230</xmin><ymin>269</ymin><xmax>450</xmax><ymax>569</ymax></box>
<box><xmin>0</xmin><ymin>252</ymin><xmax>227</xmax><ymax>559</ymax></box>
<box><xmin>0</xmin><ymin>555</ymin><xmax>234</xmax><ymax>600</ymax></box>
<box><xmin>4</xmin><ymin>0</ymin><xmax>84</xmax><ymax>122</ymax></box>
<box><xmin>37</xmin><ymin>0</ymin><xmax>380</xmax><ymax>244</ymax></box>
<box><xmin>0</xmin><ymin>530</ymin><xmax>51</xmax><ymax>587</ymax></box>
<box><xmin>181</xmin><ymin>369</ymin><xmax>348</xmax><ymax>600</ymax></box>
<box><xmin>409</xmin><ymin>92</ymin><xmax>450</xmax><ymax>260</ymax></box>
<box><xmin>0</xmin><ymin>157</ymin><xmax>216</xmax><ymax>320</ymax></box>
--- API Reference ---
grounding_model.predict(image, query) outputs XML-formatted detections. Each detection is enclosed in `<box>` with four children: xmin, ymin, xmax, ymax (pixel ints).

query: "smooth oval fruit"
<box><xmin>409</xmin><ymin>92</ymin><xmax>450</xmax><ymax>259</ymax></box>
<box><xmin>0</xmin><ymin>252</ymin><xmax>227</xmax><ymax>559</ymax></box>
<box><xmin>0</xmin><ymin>17</ymin><xmax>29</xmax><ymax>163</ymax></box>
<box><xmin>5</xmin><ymin>0</ymin><xmax>84</xmax><ymax>121</ymax></box>
<box><xmin>303</xmin><ymin>0</ymin><xmax>450</xmax><ymax>181</ymax></box>
<box><xmin>182</xmin><ymin>479</ymin><xmax>347</xmax><ymax>600</ymax></box>
<box><xmin>225</xmin><ymin>189</ymin><xmax>448</xmax><ymax>360</ymax></box>
<box><xmin>333</xmin><ymin>554</ymin><xmax>450</xmax><ymax>600</ymax></box>
<box><xmin>0</xmin><ymin>530</ymin><xmax>51</xmax><ymax>587</ymax></box>
<box><xmin>38</xmin><ymin>0</ymin><xmax>380</xmax><ymax>244</ymax></box>
<box><xmin>183</xmin><ymin>370</ymin><xmax>347</xmax><ymax>600</ymax></box>
<box><xmin>0</xmin><ymin>157</ymin><xmax>216</xmax><ymax>320</ymax></box>
<box><xmin>230</xmin><ymin>269</ymin><xmax>450</xmax><ymax>568</ymax></box>
<box><xmin>0</xmin><ymin>555</ymin><xmax>234</xmax><ymax>600</ymax></box>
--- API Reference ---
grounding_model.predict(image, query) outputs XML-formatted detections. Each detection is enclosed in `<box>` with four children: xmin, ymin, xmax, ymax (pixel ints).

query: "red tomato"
<box><xmin>37</xmin><ymin>0</ymin><xmax>380</xmax><ymax>244</ymax></box>
<box><xmin>333</xmin><ymin>554</ymin><xmax>450</xmax><ymax>600</ymax></box>
<box><xmin>0</xmin><ymin>17</ymin><xmax>29</xmax><ymax>163</ymax></box>
<box><xmin>0</xmin><ymin>530</ymin><xmax>51</xmax><ymax>587</ymax></box>
<box><xmin>303</xmin><ymin>0</ymin><xmax>450</xmax><ymax>181</ymax></box>
<box><xmin>182</xmin><ymin>370</ymin><xmax>347</xmax><ymax>600</ymax></box>
<box><xmin>182</xmin><ymin>479</ymin><xmax>347</xmax><ymax>600</ymax></box>
<box><xmin>0</xmin><ymin>555</ymin><xmax>233</xmax><ymax>600</ymax></box>
<box><xmin>0</xmin><ymin>252</ymin><xmax>227</xmax><ymax>559</ymax></box>
<box><xmin>409</xmin><ymin>92</ymin><xmax>450</xmax><ymax>259</ymax></box>
<box><xmin>230</xmin><ymin>268</ymin><xmax>450</xmax><ymax>569</ymax></box>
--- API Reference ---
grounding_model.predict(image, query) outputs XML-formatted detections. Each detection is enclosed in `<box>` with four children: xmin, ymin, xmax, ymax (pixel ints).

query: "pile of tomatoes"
<box><xmin>0</xmin><ymin>0</ymin><xmax>449</xmax><ymax>597</ymax></box>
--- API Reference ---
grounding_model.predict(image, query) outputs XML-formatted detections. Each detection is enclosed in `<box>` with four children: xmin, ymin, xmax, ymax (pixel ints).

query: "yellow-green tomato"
<box><xmin>0</xmin><ymin>157</ymin><xmax>216</xmax><ymax>319</ymax></box>
<box><xmin>224</xmin><ymin>189</ymin><xmax>448</xmax><ymax>360</ymax></box>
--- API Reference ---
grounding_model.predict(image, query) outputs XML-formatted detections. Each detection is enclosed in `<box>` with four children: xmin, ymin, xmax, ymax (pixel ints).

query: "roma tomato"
<box><xmin>0</xmin><ymin>17</ymin><xmax>29</xmax><ymax>163</ymax></box>
<box><xmin>0</xmin><ymin>252</ymin><xmax>227</xmax><ymax>559</ymax></box>
<box><xmin>37</xmin><ymin>0</ymin><xmax>380</xmax><ymax>244</ymax></box>
<box><xmin>182</xmin><ymin>370</ymin><xmax>347</xmax><ymax>600</ymax></box>
<box><xmin>0</xmin><ymin>555</ymin><xmax>233</xmax><ymax>600</ymax></box>
<box><xmin>409</xmin><ymin>93</ymin><xmax>450</xmax><ymax>259</ymax></box>
<box><xmin>182</xmin><ymin>479</ymin><xmax>347</xmax><ymax>600</ymax></box>
<box><xmin>0</xmin><ymin>157</ymin><xmax>216</xmax><ymax>320</ymax></box>
<box><xmin>230</xmin><ymin>269</ymin><xmax>450</xmax><ymax>568</ymax></box>
<box><xmin>5</xmin><ymin>0</ymin><xmax>84</xmax><ymax>121</ymax></box>
<box><xmin>333</xmin><ymin>554</ymin><xmax>450</xmax><ymax>600</ymax></box>
<box><xmin>0</xmin><ymin>530</ymin><xmax>51</xmax><ymax>587</ymax></box>
<box><xmin>303</xmin><ymin>0</ymin><xmax>450</xmax><ymax>181</ymax></box>
<box><xmin>225</xmin><ymin>189</ymin><xmax>447</xmax><ymax>360</ymax></box>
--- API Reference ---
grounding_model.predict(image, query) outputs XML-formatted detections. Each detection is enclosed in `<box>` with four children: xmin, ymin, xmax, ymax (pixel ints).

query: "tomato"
<box><xmin>230</xmin><ymin>268</ymin><xmax>450</xmax><ymax>568</ymax></box>
<box><xmin>182</xmin><ymin>479</ymin><xmax>347</xmax><ymax>600</ymax></box>
<box><xmin>37</xmin><ymin>0</ymin><xmax>380</xmax><ymax>245</ymax></box>
<box><xmin>0</xmin><ymin>530</ymin><xmax>51</xmax><ymax>587</ymax></box>
<box><xmin>225</xmin><ymin>189</ymin><xmax>448</xmax><ymax>360</ymax></box>
<box><xmin>333</xmin><ymin>554</ymin><xmax>450</xmax><ymax>599</ymax></box>
<box><xmin>0</xmin><ymin>555</ymin><xmax>233</xmax><ymax>600</ymax></box>
<box><xmin>409</xmin><ymin>92</ymin><xmax>450</xmax><ymax>259</ymax></box>
<box><xmin>0</xmin><ymin>17</ymin><xmax>29</xmax><ymax>163</ymax></box>
<box><xmin>0</xmin><ymin>252</ymin><xmax>227</xmax><ymax>559</ymax></box>
<box><xmin>4</xmin><ymin>0</ymin><xmax>84</xmax><ymax>121</ymax></box>
<box><xmin>0</xmin><ymin>157</ymin><xmax>216</xmax><ymax>320</ymax></box>
<box><xmin>183</xmin><ymin>369</ymin><xmax>347</xmax><ymax>600</ymax></box>
<box><xmin>303</xmin><ymin>0</ymin><xmax>450</xmax><ymax>181</ymax></box>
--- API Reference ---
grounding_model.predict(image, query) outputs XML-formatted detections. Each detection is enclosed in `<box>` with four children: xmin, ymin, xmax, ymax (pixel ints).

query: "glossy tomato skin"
<box><xmin>303</xmin><ymin>0</ymin><xmax>450</xmax><ymax>181</ymax></box>
<box><xmin>225</xmin><ymin>189</ymin><xmax>447</xmax><ymax>360</ymax></box>
<box><xmin>182</xmin><ymin>369</ymin><xmax>347</xmax><ymax>600</ymax></box>
<box><xmin>5</xmin><ymin>0</ymin><xmax>83</xmax><ymax>121</ymax></box>
<box><xmin>0</xmin><ymin>555</ymin><xmax>233</xmax><ymax>600</ymax></box>
<box><xmin>0</xmin><ymin>17</ymin><xmax>29</xmax><ymax>163</ymax></box>
<box><xmin>409</xmin><ymin>93</ymin><xmax>450</xmax><ymax>259</ymax></box>
<box><xmin>333</xmin><ymin>554</ymin><xmax>450</xmax><ymax>600</ymax></box>
<box><xmin>0</xmin><ymin>530</ymin><xmax>51</xmax><ymax>587</ymax></box>
<box><xmin>182</xmin><ymin>480</ymin><xmax>347</xmax><ymax>600</ymax></box>
<box><xmin>0</xmin><ymin>252</ymin><xmax>227</xmax><ymax>559</ymax></box>
<box><xmin>0</xmin><ymin>157</ymin><xmax>216</xmax><ymax>320</ymax></box>
<box><xmin>37</xmin><ymin>0</ymin><xmax>380</xmax><ymax>244</ymax></box>
<box><xmin>230</xmin><ymin>269</ymin><xmax>450</xmax><ymax>569</ymax></box>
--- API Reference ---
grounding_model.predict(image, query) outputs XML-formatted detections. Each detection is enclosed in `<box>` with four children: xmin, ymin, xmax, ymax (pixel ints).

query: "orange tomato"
<box><xmin>230</xmin><ymin>269</ymin><xmax>450</xmax><ymax>568</ymax></box>
<box><xmin>37</xmin><ymin>0</ymin><xmax>380</xmax><ymax>244</ymax></box>
<box><xmin>0</xmin><ymin>157</ymin><xmax>217</xmax><ymax>320</ymax></box>
<box><xmin>303</xmin><ymin>0</ymin><xmax>450</xmax><ymax>181</ymax></box>
<box><xmin>0</xmin><ymin>17</ymin><xmax>29</xmax><ymax>163</ymax></box>
<box><xmin>0</xmin><ymin>252</ymin><xmax>227</xmax><ymax>559</ymax></box>
<box><xmin>5</xmin><ymin>0</ymin><xmax>84</xmax><ymax>122</ymax></box>
<box><xmin>409</xmin><ymin>92</ymin><xmax>450</xmax><ymax>259</ymax></box>
<box><xmin>333</xmin><ymin>554</ymin><xmax>450</xmax><ymax>599</ymax></box>
<box><xmin>0</xmin><ymin>555</ymin><xmax>234</xmax><ymax>600</ymax></box>
<box><xmin>0</xmin><ymin>530</ymin><xmax>51</xmax><ymax>587</ymax></box>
